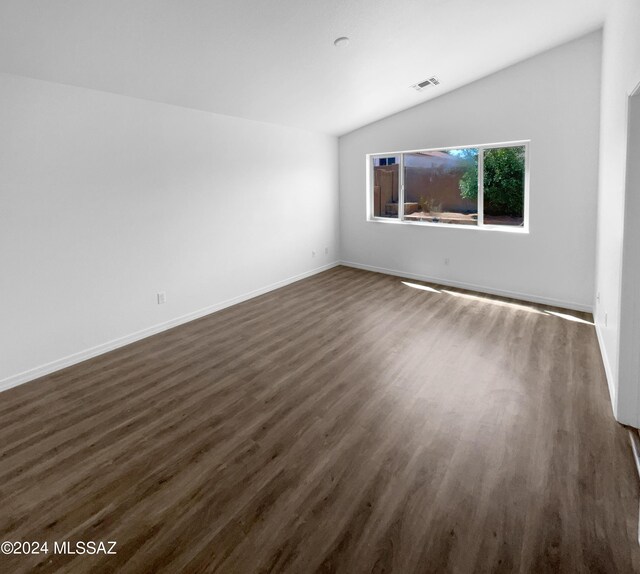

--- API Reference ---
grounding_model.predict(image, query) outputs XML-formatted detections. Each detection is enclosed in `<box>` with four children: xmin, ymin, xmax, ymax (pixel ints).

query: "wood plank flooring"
<box><xmin>1</xmin><ymin>265</ymin><xmax>639</xmax><ymax>573</ymax></box>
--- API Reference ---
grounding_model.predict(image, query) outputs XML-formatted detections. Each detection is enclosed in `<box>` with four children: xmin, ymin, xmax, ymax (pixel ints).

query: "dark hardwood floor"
<box><xmin>1</xmin><ymin>266</ymin><xmax>639</xmax><ymax>573</ymax></box>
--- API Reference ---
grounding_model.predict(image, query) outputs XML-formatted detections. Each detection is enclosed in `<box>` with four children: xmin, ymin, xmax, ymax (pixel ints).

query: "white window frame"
<box><xmin>366</xmin><ymin>140</ymin><xmax>530</xmax><ymax>233</ymax></box>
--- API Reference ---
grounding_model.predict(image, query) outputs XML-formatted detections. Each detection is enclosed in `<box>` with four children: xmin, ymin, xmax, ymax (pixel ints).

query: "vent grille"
<box><xmin>411</xmin><ymin>76</ymin><xmax>440</xmax><ymax>91</ymax></box>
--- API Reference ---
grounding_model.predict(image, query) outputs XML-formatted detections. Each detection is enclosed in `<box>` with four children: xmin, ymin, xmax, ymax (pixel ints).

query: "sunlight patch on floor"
<box><xmin>441</xmin><ymin>289</ymin><xmax>546</xmax><ymax>314</ymax></box>
<box><xmin>401</xmin><ymin>280</ymin><xmax>593</xmax><ymax>324</ymax></box>
<box><xmin>544</xmin><ymin>310</ymin><xmax>594</xmax><ymax>325</ymax></box>
<box><xmin>401</xmin><ymin>281</ymin><xmax>440</xmax><ymax>293</ymax></box>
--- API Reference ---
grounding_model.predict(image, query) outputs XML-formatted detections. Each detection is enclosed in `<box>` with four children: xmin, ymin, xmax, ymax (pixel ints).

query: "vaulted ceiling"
<box><xmin>0</xmin><ymin>0</ymin><xmax>606</xmax><ymax>135</ymax></box>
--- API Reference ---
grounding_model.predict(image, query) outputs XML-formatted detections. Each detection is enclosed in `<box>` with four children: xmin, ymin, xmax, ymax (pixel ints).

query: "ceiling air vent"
<box><xmin>411</xmin><ymin>76</ymin><xmax>440</xmax><ymax>91</ymax></box>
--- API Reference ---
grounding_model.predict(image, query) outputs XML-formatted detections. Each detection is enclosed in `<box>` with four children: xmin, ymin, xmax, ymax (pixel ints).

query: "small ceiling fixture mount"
<box><xmin>334</xmin><ymin>36</ymin><xmax>350</xmax><ymax>47</ymax></box>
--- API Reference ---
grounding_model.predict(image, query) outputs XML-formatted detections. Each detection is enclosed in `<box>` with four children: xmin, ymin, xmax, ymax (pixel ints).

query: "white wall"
<box><xmin>339</xmin><ymin>32</ymin><xmax>602</xmax><ymax>311</ymax></box>
<box><xmin>0</xmin><ymin>73</ymin><xmax>339</xmax><ymax>387</ymax></box>
<box><xmin>596</xmin><ymin>0</ymin><xmax>640</xmax><ymax>425</ymax></box>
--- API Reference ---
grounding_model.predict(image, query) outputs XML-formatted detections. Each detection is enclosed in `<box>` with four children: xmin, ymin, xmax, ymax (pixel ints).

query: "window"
<box><xmin>368</xmin><ymin>142</ymin><xmax>528</xmax><ymax>230</ymax></box>
<box><xmin>371</xmin><ymin>157</ymin><xmax>400</xmax><ymax>218</ymax></box>
<box><xmin>374</xmin><ymin>156</ymin><xmax>396</xmax><ymax>167</ymax></box>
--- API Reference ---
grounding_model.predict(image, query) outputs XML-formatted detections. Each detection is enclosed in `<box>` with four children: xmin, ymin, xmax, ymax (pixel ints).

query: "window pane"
<box><xmin>403</xmin><ymin>148</ymin><xmax>478</xmax><ymax>225</ymax></box>
<box><xmin>372</xmin><ymin>157</ymin><xmax>399</xmax><ymax>218</ymax></box>
<box><xmin>483</xmin><ymin>146</ymin><xmax>525</xmax><ymax>226</ymax></box>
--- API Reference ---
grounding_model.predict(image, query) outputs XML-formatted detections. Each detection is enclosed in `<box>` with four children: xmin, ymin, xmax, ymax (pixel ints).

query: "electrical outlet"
<box><xmin>157</xmin><ymin>292</ymin><xmax>166</xmax><ymax>305</ymax></box>
<box><xmin>312</xmin><ymin>251</ymin><xmax>316</xmax><ymax>258</ymax></box>
<box><xmin>605</xmin><ymin>313</ymin><xmax>608</xmax><ymax>327</ymax></box>
<box><xmin>596</xmin><ymin>291</ymin><xmax>601</xmax><ymax>303</ymax></box>
<box><xmin>325</xmin><ymin>247</ymin><xmax>329</xmax><ymax>255</ymax></box>
<box><xmin>444</xmin><ymin>258</ymin><xmax>450</xmax><ymax>266</ymax></box>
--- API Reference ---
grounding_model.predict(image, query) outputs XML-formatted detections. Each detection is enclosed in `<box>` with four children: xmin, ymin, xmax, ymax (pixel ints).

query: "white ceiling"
<box><xmin>0</xmin><ymin>0</ymin><xmax>605</xmax><ymax>135</ymax></box>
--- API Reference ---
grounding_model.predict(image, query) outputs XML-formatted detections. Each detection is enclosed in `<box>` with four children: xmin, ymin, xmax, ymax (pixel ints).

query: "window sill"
<box><xmin>367</xmin><ymin>217</ymin><xmax>529</xmax><ymax>234</ymax></box>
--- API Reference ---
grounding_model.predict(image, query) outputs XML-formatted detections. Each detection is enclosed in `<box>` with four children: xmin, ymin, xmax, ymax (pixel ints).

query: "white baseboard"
<box><xmin>595</xmin><ymin>322</ymin><xmax>618</xmax><ymax>419</ymax></box>
<box><xmin>0</xmin><ymin>262</ymin><xmax>340</xmax><ymax>393</ymax></box>
<box><xmin>340</xmin><ymin>260</ymin><xmax>593</xmax><ymax>313</ymax></box>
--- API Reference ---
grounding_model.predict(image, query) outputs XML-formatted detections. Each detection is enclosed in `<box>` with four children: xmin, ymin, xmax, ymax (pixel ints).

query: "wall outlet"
<box><xmin>157</xmin><ymin>292</ymin><xmax>166</xmax><ymax>305</ymax></box>
<box><xmin>596</xmin><ymin>291</ymin><xmax>601</xmax><ymax>303</ymax></box>
<box><xmin>605</xmin><ymin>312</ymin><xmax>608</xmax><ymax>327</ymax></box>
<box><xmin>444</xmin><ymin>258</ymin><xmax>450</xmax><ymax>266</ymax></box>
<box><xmin>312</xmin><ymin>250</ymin><xmax>316</xmax><ymax>258</ymax></box>
<box><xmin>325</xmin><ymin>247</ymin><xmax>329</xmax><ymax>255</ymax></box>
